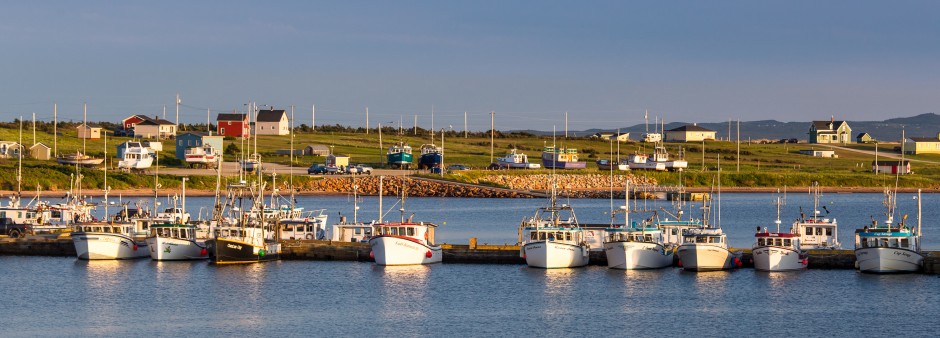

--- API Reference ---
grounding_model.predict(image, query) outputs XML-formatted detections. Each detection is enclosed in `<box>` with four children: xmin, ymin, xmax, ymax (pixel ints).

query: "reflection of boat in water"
<box><xmin>541</xmin><ymin>146</ymin><xmax>586</xmax><ymax>169</ymax></box>
<box><xmin>496</xmin><ymin>149</ymin><xmax>541</xmax><ymax>169</ymax></box>
<box><xmin>854</xmin><ymin>189</ymin><xmax>924</xmax><ymax>273</ymax></box>
<box><xmin>57</xmin><ymin>151</ymin><xmax>104</xmax><ymax>166</ymax></box>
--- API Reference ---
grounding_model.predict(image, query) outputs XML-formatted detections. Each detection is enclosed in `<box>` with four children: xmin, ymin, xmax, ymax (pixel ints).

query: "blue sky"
<box><xmin>1</xmin><ymin>1</ymin><xmax>938</xmax><ymax>131</ymax></box>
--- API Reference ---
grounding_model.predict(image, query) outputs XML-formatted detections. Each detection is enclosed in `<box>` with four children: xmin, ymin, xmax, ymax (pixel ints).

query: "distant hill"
<box><xmin>515</xmin><ymin>113</ymin><xmax>940</xmax><ymax>142</ymax></box>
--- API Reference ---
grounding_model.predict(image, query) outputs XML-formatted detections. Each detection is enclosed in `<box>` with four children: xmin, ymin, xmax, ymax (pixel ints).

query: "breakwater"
<box><xmin>5</xmin><ymin>237</ymin><xmax>937</xmax><ymax>273</ymax></box>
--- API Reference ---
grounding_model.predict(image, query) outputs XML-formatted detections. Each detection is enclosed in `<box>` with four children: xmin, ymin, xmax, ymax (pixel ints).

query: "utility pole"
<box><xmin>312</xmin><ymin>104</ymin><xmax>316</xmax><ymax>131</ymax></box>
<box><xmin>431</xmin><ymin>105</ymin><xmax>435</xmax><ymax>139</ymax></box>
<box><xmin>565</xmin><ymin>111</ymin><xmax>568</xmax><ymax>138</ymax></box>
<box><xmin>207</xmin><ymin>108</ymin><xmax>211</xmax><ymax>133</ymax></box>
<box><xmin>490</xmin><ymin>111</ymin><xmax>495</xmax><ymax>163</ymax></box>
<box><xmin>365</xmin><ymin>107</ymin><xmax>369</xmax><ymax>134</ymax></box>
<box><xmin>414</xmin><ymin>115</ymin><xmax>417</xmax><ymax>135</ymax></box>
<box><xmin>175</xmin><ymin>93</ymin><xmax>180</xmax><ymax>130</ymax></box>
<box><xmin>53</xmin><ymin>102</ymin><xmax>57</xmax><ymax>157</ymax></box>
<box><xmin>32</xmin><ymin>112</ymin><xmax>36</xmax><ymax>145</ymax></box>
<box><xmin>464</xmin><ymin>111</ymin><xmax>467</xmax><ymax>138</ymax></box>
<box><xmin>736</xmin><ymin>120</ymin><xmax>740</xmax><ymax>172</ymax></box>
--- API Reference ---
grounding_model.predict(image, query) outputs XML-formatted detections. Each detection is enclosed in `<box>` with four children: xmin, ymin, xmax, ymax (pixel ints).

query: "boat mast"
<box><xmin>53</xmin><ymin>102</ymin><xmax>57</xmax><ymax>158</ymax></box>
<box><xmin>290</xmin><ymin>105</ymin><xmax>295</xmax><ymax>213</ymax></box>
<box><xmin>17</xmin><ymin>116</ymin><xmax>23</xmax><ymax>200</ymax></box>
<box><xmin>82</xmin><ymin>102</ymin><xmax>87</xmax><ymax>156</ymax></box>
<box><xmin>104</xmin><ymin>131</ymin><xmax>109</xmax><ymax>218</ymax></box>
<box><xmin>378</xmin><ymin>176</ymin><xmax>383</xmax><ymax>223</ymax></box>
<box><xmin>153</xmin><ymin>150</ymin><xmax>160</xmax><ymax>215</ymax></box>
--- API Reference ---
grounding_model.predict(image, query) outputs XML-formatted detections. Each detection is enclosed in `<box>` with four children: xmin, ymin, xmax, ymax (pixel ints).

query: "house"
<box><xmin>903</xmin><ymin>135</ymin><xmax>940</xmax><ymax>155</ymax></box>
<box><xmin>798</xmin><ymin>149</ymin><xmax>837</xmax><ymax>158</ymax></box>
<box><xmin>133</xmin><ymin>117</ymin><xmax>177</xmax><ymax>139</ymax></box>
<box><xmin>856</xmin><ymin>132</ymin><xmax>876</xmax><ymax>144</ymax></box>
<box><xmin>326</xmin><ymin>153</ymin><xmax>350</xmax><ymax>168</ymax></box>
<box><xmin>122</xmin><ymin>114</ymin><xmax>151</xmax><ymax>130</ymax></box>
<box><xmin>872</xmin><ymin>160</ymin><xmax>911</xmax><ymax>175</ymax></box>
<box><xmin>303</xmin><ymin>145</ymin><xmax>330</xmax><ymax>156</ymax></box>
<box><xmin>216</xmin><ymin>113</ymin><xmax>250</xmax><ymax>138</ymax></box>
<box><xmin>664</xmin><ymin>124</ymin><xmax>716</xmax><ymax>142</ymax></box>
<box><xmin>77</xmin><ymin>124</ymin><xmax>102</xmax><ymax>140</ymax></box>
<box><xmin>255</xmin><ymin>109</ymin><xmax>289</xmax><ymax>135</ymax></box>
<box><xmin>809</xmin><ymin>118</ymin><xmax>852</xmax><ymax>144</ymax></box>
<box><xmin>0</xmin><ymin>141</ymin><xmax>23</xmax><ymax>158</ymax></box>
<box><xmin>175</xmin><ymin>132</ymin><xmax>224</xmax><ymax>160</ymax></box>
<box><xmin>29</xmin><ymin>143</ymin><xmax>51</xmax><ymax>160</ymax></box>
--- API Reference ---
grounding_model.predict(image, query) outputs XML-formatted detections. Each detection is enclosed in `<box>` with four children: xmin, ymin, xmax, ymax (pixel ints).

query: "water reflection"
<box><xmin>372</xmin><ymin>265</ymin><xmax>432</xmax><ymax>337</ymax></box>
<box><xmin>204</xmin><ymin>263</ymin><xmax>269</xmax><ymax>330</ymax></box>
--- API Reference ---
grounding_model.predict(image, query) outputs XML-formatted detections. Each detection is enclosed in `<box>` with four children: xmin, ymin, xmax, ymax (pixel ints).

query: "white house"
<box><xmin>255</xmin><ymin>109</ymin><xmax>289</xmax><ymax>135</ymax></box>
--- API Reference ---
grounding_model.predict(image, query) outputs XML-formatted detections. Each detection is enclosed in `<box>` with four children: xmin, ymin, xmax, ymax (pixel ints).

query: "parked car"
<box><xmin>447</xmin><ymin>164</ymin><xmax>470</xmax><ymax>171</ymax></box>
<box><xmin>0</xmin><ymin>217</ymin><xmax>30</xmax><ymax>239</ymax></box>
<box><xmin>352</xmin><ymin>164</ymin><xmax>373</xmax><ymax>175</ymax></box>
<box><xmin>346</xmin><ymin>166</ymin><xmax>359</xmax><ymax>175</ymax></box>
<box><xmin>307</xmin><ymin>164</ymin><xmax>328</xmax><ymax>175</ymax></box>
<box><xmin>113</xmin><ymin>128</ymin><xmax>132</xmax><ymax>137</ymax></box>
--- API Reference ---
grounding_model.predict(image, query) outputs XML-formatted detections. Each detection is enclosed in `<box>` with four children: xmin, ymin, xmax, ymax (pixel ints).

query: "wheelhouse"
<box><xmin>150</xmin><ymin>225</ymin><xmax>196</xmax><ymax>240</ymax></box>
<box><xmin>754</xmin><ymin>232</ymin><xmax>801</xmax><ymax>250</ymax></box>
<box><xmin>855</xmin><ymin>227</ymin><xmax>919</xmax><ymax>251</ymax></box>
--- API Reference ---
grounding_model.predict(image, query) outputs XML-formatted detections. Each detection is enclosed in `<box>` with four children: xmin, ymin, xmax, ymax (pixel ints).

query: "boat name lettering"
<box><xmin>227</xmin><ymin>244</ymin><xmax>242</xmax><ymax>250</ymax></box>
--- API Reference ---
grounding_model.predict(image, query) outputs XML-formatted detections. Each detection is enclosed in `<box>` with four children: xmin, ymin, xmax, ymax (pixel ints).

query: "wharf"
<box><xmin>3</xmin><ymin>237</ymin><xmax>939</xmax><ymax>274</ymax></box>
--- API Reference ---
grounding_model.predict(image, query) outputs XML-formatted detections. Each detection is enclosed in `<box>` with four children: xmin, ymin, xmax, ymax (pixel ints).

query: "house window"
<box><xmin>227</xmin><ymin>121</ymin><xmax>231</xmax><ymax>126</ymax></box>
<box><xmin>220</xmin><ymin>128</ymin><xmax>225</xmax><ymax>134</ymax></box>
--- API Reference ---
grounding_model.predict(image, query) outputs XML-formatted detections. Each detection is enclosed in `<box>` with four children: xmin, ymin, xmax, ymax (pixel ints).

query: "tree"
<box><xmin>224</xmin><ymin>143</ymin><xmax>239</xmax><ymax>156</ymax></box>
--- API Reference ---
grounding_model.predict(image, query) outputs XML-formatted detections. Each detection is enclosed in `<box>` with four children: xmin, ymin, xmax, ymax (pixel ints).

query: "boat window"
<box><xmin>407</xmin><ymin>228</ymin><xmax>415</xmax><ymax>236</ymax></box>
<box><xmin>880</xmin><ymin>238</ymin><xmax>889</xmax><ymax>247</ymax></box>
<box><xmin>390</xmin><ymin>227</ymin><xmax>398</xmax><ymax>236</ymax></box>
<box><xmin>757</xmin><ymin>238</ymin><xmax>765</xmax><ymax>246</ymax></box>
<box><xmin>354</xmin><ymin>228</ymin><xmax>362</xmax><ymax>235</ymax></box>
<box><xmin>671</xmin><ymin>229</ymin><xmax>678</xmax><ymax>235</ymax></box>
<box><xmin>539</xmin><ymin>232</ymin><xmax>547</xmax><ymax>241</ymax></box>
<box><xmin>179</xmin><ymin>229</ymin><xmax>187</xmax><ymax>239</ymax></box>
<box><xmin>565</xmin><ymin>232</ymin><xmax>571</xmax><ymax>241</ymax></box>
<box><xmin>695</xmin><ymin>236</ymin><xmax>707</xmax><ymax>243</ymax></box>
<box><xmin>805</xmin><ymin>227</ymin><xmax>813</xmax><ymax>235</ymax></box>
<box><xmin>888</xmin><ymin>239</ymin><xmax>899</xmax><ymax>248</ymax></box>
<box><xmin>531</xmin><ymin>232</ymin><xmax>538</xmax><ymax>240</ymax></box>
<box><xmin>825</xmin><ymin>228</ymin><xmax>832</xmax><ymax>236</ymax></box>
<box><xmin>783</xmin><ymin>239</ymin><xmax>791</xmax><ymax>247</ymax></box>
<box><xmin>644</xmin><ymin>234</ymin><xmax>653</xmax><ymax>242</ymax></box>
<box><xmin>900</xmin><ymin>238</ymin><xmax>910</xmax><ymax>248</ymax></box>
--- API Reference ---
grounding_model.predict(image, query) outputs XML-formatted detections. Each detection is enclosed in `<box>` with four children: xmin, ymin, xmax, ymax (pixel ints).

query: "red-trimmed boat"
<box><xmin>369</xmin><ymin>221</ymin><xmax>442</xmax><ymax>265</ymax></box>
<box><xmin>752</xmin><ymin>194</ymin><xmax>808</xmax><ymax>271</ymax></box>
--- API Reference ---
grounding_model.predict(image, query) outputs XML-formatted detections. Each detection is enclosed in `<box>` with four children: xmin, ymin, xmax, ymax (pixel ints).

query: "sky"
<box><xmin>1</xmin><ymin>1</ymin><xmax>939</xmax><ymax>131</ymax></box>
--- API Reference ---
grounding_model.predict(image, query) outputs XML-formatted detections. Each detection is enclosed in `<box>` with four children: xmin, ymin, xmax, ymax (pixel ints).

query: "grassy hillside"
<box><xmin>0</xmin><ymin>125</ymin><xmax>937</xmax><ymax>190</ymax></box>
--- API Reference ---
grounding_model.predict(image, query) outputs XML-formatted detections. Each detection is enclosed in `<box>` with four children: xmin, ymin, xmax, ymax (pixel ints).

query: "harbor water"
<box><xmin>3</xmin><ymin>193</ymin><xmax>939</xmax><ymax>337</ymax></box>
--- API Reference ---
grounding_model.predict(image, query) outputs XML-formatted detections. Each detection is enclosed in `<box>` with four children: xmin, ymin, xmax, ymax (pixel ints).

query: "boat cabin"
<box><xmin>280</xmin><ymin>222</ymin><xmax>325</xmax><ymax>240</ymax></box>
<box><xmin>607</xmin><ymin>227</ymin><xmax>663</xmax><ymax>243</ymax></box>
<box><xmin>330</xmin><ymin>221</ymin><xmax>374</xmax><ymax>242</ymax></box>
<box><xmin>75</xmin><ymin>224</ymin><xmax>136</xmax><ymax>235</ymax></box>
<box><xmin>150</xmin><ymin>225</ymin><xmax>196</xmax><ymax>240</ymax></box>
<box><xmin>754</xmin><ymin>231</ymin><xmax>801</xmax><ymax>249</ymax></box>
<box><xmin>794</xmin><ymin>218</ymin><xmax>839</xmax><ymax>249</ymax></box>
<box><xmin>855</xmin><ymin>226</ymin><xmax>919</xmax><ymax>251</ymax></box>
<box><xmin>681</xmin><ymin>228</ymin><xmax>726</xmax><ymax>245</ymax></box>
<box><xmin>374</xmin><ymin>222</ymin><xmax>435</xmax><ymax>244</ymax></box>
<box><xmin>658</xmin><ymin>220</ymin><xmax>702</xmax><ymax>246</ymax></box>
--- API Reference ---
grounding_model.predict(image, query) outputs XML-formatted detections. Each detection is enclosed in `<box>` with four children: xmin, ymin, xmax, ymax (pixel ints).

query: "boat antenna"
<box><xmin>774</xmin><ymin>189</ymin><xmax>783</xmax><ymax>232</ymax></box>
<box><xmin>608</xmin><ymin>133</ymin><xmax>614</xmax><ymax>226</ymax></box>
<box><xmin>290</xmin><ymin>105</ymin><xmax>295</xmax><ymax>212</ymax></box>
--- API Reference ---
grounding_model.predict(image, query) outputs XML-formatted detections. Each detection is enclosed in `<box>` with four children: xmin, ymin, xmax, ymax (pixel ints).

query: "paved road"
<box><xmin>825</xmin><ymin>145</ymin><xmax>940</xmax><ymax>165</ymax></box>
<box><xmin>158</xmin><ymin>161</ymin><xmax>415</xmax><ymax>177</ymax></box>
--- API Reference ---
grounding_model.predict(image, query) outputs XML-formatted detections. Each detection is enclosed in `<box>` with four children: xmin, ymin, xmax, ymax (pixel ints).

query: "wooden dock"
<box><xmin>2</xmin><ymin>236</ymin><xmax>937</xmax><ymax>274</ymax></box>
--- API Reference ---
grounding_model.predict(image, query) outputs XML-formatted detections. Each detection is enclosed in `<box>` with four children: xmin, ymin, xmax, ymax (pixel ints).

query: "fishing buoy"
<box><xmin>425</xmin><ymin>251</ymin><xmax>433</xmax><ymax>258</ymax></box>
<box><xmin>677</xmin><ymin>260</ymin><xmax>683</xmax><ymax>267</ymax></box>
<box><xmin>734</xmin><ymin>257</ymin><xmax>742</xmax><ymax>267</ymax></box>
<box><xmin>369</xmin><ymin>251</ymin><xmax>375</xmax><ymax>259</ymax></box>
<box><xmin>200</xmin><ymin>248</ymin><xmax>208</xmax><ymax>256</ymax></box>
<box><xmin>132</xmin><ymin>244</ymin><xmax>138</xmax><ymax>251</ymax></box>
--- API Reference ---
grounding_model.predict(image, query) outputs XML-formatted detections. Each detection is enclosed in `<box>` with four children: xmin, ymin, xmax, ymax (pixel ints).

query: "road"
<box><xmin>825</xmin><ymin>145</ymin><xmax>940</xmax><ymax>165</ymax></box>
<box><xmin>158</xmin><ymin>161</ymin><xmax>415</xmax><ymax>177</ymax></box>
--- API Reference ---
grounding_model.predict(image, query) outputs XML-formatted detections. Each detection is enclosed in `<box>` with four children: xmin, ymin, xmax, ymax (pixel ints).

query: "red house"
<box><xmin>216</xmin><ymin>113</ymin><xmax>250</xmax><ymax>138</ymax></box>
<box><xmin>122</xmin><ymin>114</ymin><xmax>151</xmax><ymax>130</ymax></box>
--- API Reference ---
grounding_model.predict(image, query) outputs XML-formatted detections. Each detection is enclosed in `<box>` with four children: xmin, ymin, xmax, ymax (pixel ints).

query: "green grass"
<box><xmin>0</xmin><ymin>126</ymin><xmax>937</xmax><ymax>190</ymax></box>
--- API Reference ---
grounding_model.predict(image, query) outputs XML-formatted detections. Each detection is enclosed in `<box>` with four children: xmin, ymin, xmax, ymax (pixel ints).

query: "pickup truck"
<box><xmin>0</xmin><ymin>217</ymin><xmax>30</xmax><ymax>238</ymax></box>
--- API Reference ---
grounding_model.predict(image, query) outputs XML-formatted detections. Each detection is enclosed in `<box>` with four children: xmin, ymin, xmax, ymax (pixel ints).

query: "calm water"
<box><xmin>3</xmin><ymin>193</ymin><xmax>940</xmax><ymax>337</ymax></box>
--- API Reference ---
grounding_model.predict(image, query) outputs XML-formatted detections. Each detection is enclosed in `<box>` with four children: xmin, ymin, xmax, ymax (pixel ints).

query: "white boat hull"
<box><xmin>855</xmin><ymin>248</ymin><xmax>923</xmax><ymax>273</ymax></box>
<box><xmin>145</xmin><ymin>237</ymin><xmax>208</xmax><ymax>261</ymax></box>
<box><xmin>72</xmin><ymin>233</ymin><xmax>149</xmax><ymax>260</ymax></box>
<box><xmin>628</xmin><ymin>162</ymin><xmax>667</xmax><ymax>171</ymax></box>
<box><xmin>677</xmin><ymin>244</ymin><xmax>736</xmax><ymax>271</ymax></box>
<box><xmin>369</xmin><ymin>236</ymin><xmax>442</xmax><ymax>265</ymax></box>
<box><xmin>497</xmin><ymin>161</ymin><xmax>541</xmax><ymax>169</ymax></box>
<box><xmin>118</xmin><ymin>158</ymin><xmax>153</xmax><ymax>170</ymax></box>
<box><xmin>604</xmin><ymin>241</ymin><xmax>673</xmax><ymax>269</ymax></box>
<box><xmin>522</xmin><ymin>241</ymin><xmax>589</xmax><ymax>268</ymax></box>
<box><xmin>752</xmin><ymin>246</ymin><xmax>807</xmax><ymax>271</ymax></box>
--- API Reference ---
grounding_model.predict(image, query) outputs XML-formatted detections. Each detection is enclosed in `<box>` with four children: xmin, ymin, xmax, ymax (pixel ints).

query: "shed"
<box><xmin>798</xmin><ymin>149</ymin><xmax>837</xmax><ymax>158</ymax></box>
<box><xmin>29</xmin><ymin>143</ymin><xmax>51</xmax><ymax>160</ymax></box>
<box><xmin>77</xmin><ymin>124</ymin><xmax>102</xmax><ymax>139</ymax></box>
<box><xmin>175</xmin><ymin>132</ymin><xmax>224</xmax><ymax>160</ymax></box>
<box><xmin>326</xmin><ymin>154</ymin><xmax>350</xmax><ymax>168</ymax></box>
<box><xmin>872</xmin><ymin>160</ymin><xmax>911</xmax><ymax>175</ymax></box>
<box><xmin>304</xmin><ymin>145</ymin><xmax>330</xmax><ymax>156</ymax></box>
<box><xmin>856</xmin><ymin>133</ymin><xmax>875</xmax><ymax>144</ymax></box>
<box><xmin>664</xmin><ymin>124</ymin><xmax>716</xmax><ymax>142</ymax></box>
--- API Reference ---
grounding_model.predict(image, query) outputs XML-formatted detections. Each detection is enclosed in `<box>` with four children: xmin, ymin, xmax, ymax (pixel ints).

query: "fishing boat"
<box><xmin>792</xmin><ymin>182</ymin><xmax>840</xmax><ymax>249</ymax></box>
<box><xmin>239</xmin><ymin>153</ymin><xmax>261</xmax><ymax>173</ymax></box>
<box><xmin>206</xmin><ymin>160</ymin><xmax>281</xmax><ymax>264</ymax></box>
<box><xmin>518</xmin><ymin>199</ymin><xmax>590</xmax><ymax>268</ymax></box>
<box><xmin>596</xmin><ymin>159</ymin><xmax>628</xmax><ymax>171</ymax></box>
<box><xmin>117</xmin><ymin>142</ymin><xmax>154</xmax><ymax>171</ymax></box>
<box><xmin>184</xmin><ymin>144</ymin><xmax>218</xmax><ymax>168</ymax></box>
<box><xmin>753</xmin><ymin>194</ymin><xmax>808</xmax><ymax>271</ymax></box>
<box><xmin>145</xmin><ymin>223</ymin><xmax>208</xmax><ymax>260</ymax></box>
<box><xmin>541</xmin><ymin>146</ymin><xmax>586</xmax><ymax>169</ymax></box>
<box><xmin>368</xmin><ymin>181</ymin><xmax>442</xmax><ymax>265</ymax></box>
<box><xmin>57</xmin><ymin>151</ymin><xmax>104</xmax><ymax>166</ymax></box>
<box><xmin>387</xmin><ymin>142</ymin><xmax>413</xmax><ymax>169</ymax></box>
<box><xmin>854</xmin><ymin>189</ymin><xmax>924</xmax><ymax>273</ymax></box>
<box><xmin>496</xmin><ymin>149</ymin><xmax>541</xmax><ymax>169</ymax></box>
<box><xmin>72</xmin><ymin>221</ymin><xmax>149</xmax><ymax>260</ymax></box>
<box><xmin>627</xmin><ymin>145</ymin><xmax>686</xmax><ymax>171</ymax></box>
<box><xmin>418</xmin><ymin>144</ymin><xmax>442</xmax><ymax>169</ymax></box>
<box><xmin>676</xmin><ymin>170</ymin><xmax>742</xmax><ymax>271</ymax></box>
<box><xmin>603</xmin><ymin>184</ymin><xmax>673</xmax><ymax>269</ymax></box>
<box><xmin>278</xmin><ymin>209</ymin><xmax>329</xmax><ymax>240</ymax></box>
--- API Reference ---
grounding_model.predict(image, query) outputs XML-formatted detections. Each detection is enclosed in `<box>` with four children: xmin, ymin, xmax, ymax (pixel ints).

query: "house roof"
<box><xmin>306</xmin><ymin>144</ymin><xmax>329</xmax><ymax>150</ymax></box>
<box><xmin>257</xmin><ymin>109</ymin><xmax>287</xmax><ymax>122</ymax></box>
<box><xmin>137</xmin><ymin>118</ymin><xmax>176</xmax><ymax>126</ymax></box>
<box><xmin>217</xmin><ymin>113</ymin><xmax>248</xmax><ymax>121</ymax></box>
<box><xmin>908</xmin><ymin>137</ymin><xmax>940</xmax><ymax>142</ymax></box>
<box><xmin>811</xmin><ymin>120</ymin><xmax>848</xmax><ymax>131</ymax></box>
<box><xmin>30</xmin><ymin>143</ymin><xmax>50</xmax><ymax>149</ymax></box>
<box><xmin>856</xmin><ymin>132</ymin><xmax>870</xmax><ymax>138</ymax></box>
<box><xmin>77</xmin><ymin>123</ymin><xmax>101</xmax><ymax>129</ymax></box>
<box><xmin>667</xmin><ymin>124</ymin><xmax>715</xmax><ymax>132</ymax></box>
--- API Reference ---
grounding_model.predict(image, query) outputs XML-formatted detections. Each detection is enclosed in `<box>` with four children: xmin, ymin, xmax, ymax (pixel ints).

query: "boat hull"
<box><xmin>72</xmin><ymin>232</ymin><xmax>149</xmax><ymax>260</ymax></box>
<box><xmin>855</xmin><ymin>247</ymin><xmax>923</xmax><ymax>273</ymax></box>
<box><xmin>418</xmin><ymin>153</ymin><xmax>442</xmax><ymax>169</ymax></box>
<box><xmin>603</xmin><ymin>241</ymin><xmax>673</xmax><ymax>269</ymax></box>
<box><xmin>57</xmin><ymin>158</ymin><xmax>104</xmax><ymax>166</ymax></box>
<box><xmin>369</xmin><ymin>236</ymin><xmax>442</xmax><ymax>265</ymax></box>
<box><xmin>117</xmin><ymin>158</ymin><xmax>153</xmax><ymax>170</ymax></box>
<box><xmin>522</xmin><ymin>241</ymin><xmax>589</xmax><ymax>268</ymax></box>
<box><xmin>542</xmin><ymin>159</ymin><xmax>587</xmax><ymax>169</ymax></box>
<box><xmin>387</xmin><ymin>153</ymin><xmax>413</xmax><ymax>166</ymax></box>
<box><xmin>628</xmin><ymin>162</ymin><xmax>667</xmax><ymax>171</ymax></box>
<box><xmin>206</xmin><ymin>238</ymin><xmax>279</xmax><ymax>264</ymax></box>
<box><xmin>752</xmin><ymin>246</ymin><xmax>807</xmax><ymax>271</ymax></box>
<box><xmin>677</xmin><ymin>244</ymin><xmax>736</xmax><ymax>271</ymax></box>
<box><xmin>146</xmin><ymin>237</ymin><xmax>208</xmax><ymax>261</ymax></box>
<box><xmin>497</xmin><ymin>160</ymin><xmax>541</xmax><ymax>169</ymax></box>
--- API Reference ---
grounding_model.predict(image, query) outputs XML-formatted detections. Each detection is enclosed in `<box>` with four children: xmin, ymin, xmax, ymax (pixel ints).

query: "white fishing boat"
<box><xmin>752</xmin><ymin>194</ymin><xmax>808</xmax><ymax>271</ymax></box>
<box><xmin>57</xmin><ymin>151</ymin><xmax>104</xmax><ymax>166</ymax></box>
<box><xmin>184</xmin><ymin>144</ymin><xmax>218</xmax><ymax>167</ymax></box>
<box><xmin>603</xmin><ymin>183</ymin><xmax>673</xmax><ymax>269</ymax></box>
<box><xmin>145</xmin><ymin>223</ymin><xmax>207</xmax><ymax>261</ymax></box>
<box><xmin>329</xmin><ymin>184</ymin><xmax>374</xmax><ymax>243</ymax></box>
<box><xmin>117</xmin><ymin>142</ymin><xmax>154</xmax><ymax>171</ymax></box>
<box><xmin>368</xmin><ymin>181</ymin><xmax>442</xmax><ymax>265</ymax></box>
<box><xmin>279</xmin><ymin>209</ymin><xmax>329</xmax><ymax>240</ymax></box>
<box><xmin>496</xmin><ymin>149</ymin><xmax>541</xmax><ymax>169</ymax></box>
<box><xmin>518</xmin><ymin>185</ymin><xmax>589</xmax><ymax>268</ymax></box>
<box><xmin>792</xmin><ymin>182</ymin><xmax>840</xmax><ymax>249</ymax></box>
<box><xmin>676</xmin><ymin>169</ymin><xmax>741</xmax><ymax>271</ymax></box>
<box><xmin>72</xmin><ymin>222</ymin><xmax>149</xmax><ymax>260</ymax></box>
<box><xmin>854</xmin><ymin>189</ymin><xmax>924</xmax><ymax>273</ymax></box>
<box><xmin>627</xmin><ymin>145</ymin><xmax>686</xmax><ymax>171</ymax></box>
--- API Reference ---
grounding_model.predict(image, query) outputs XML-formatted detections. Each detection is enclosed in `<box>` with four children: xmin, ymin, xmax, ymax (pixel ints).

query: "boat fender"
<box><xmin>677</xmin><ymin>259</ymin><xmax>683</xmax><ymax>267</ymax></box>
<box><xmin>200</xmin><ymin>248</ymin><xmax>208</xmax><ymax>256</ymax></box>
<box><xmin>425</xmin><ymin>250</ymin><xmax>432</xmax><ymax>258</ymax></box>
<box><xmin>734</xmin><ymin>257</ymin><xmax>742</xmax><ymax>267</ymax></box>
<box><xmin>424</xmin><ymin>231</ymin><xmax>429</xmax><ymax>241</ymax></box>
<box><xmin>306</xmin><ymin>233</ymin><xmax>314</xmax><ymax>240</ymax></box>
<box><xmin>132</xmin><ymin>244</ymin><xmax>138</xmax><ymax>251</ymax></box>
<box><xmin>369</xmin><ymin>251</ymin><xmax>375</xmax><ymax>260</ymax></box>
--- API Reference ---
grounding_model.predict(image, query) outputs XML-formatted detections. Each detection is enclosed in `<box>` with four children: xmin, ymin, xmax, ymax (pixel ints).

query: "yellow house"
<box><xmin>77</xmin><ymin>124</ymin><xmax>102</xmax><ymax>139</ymax></box>
<box><xmin>664</xmin><ymin>124</ymin><xmax>716</xmax><ymax>142</ymax></box>
<box><xmin>903</xmin><ymin>135</ymin><xmax>940</xmax><ymax>154</ymax></box>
